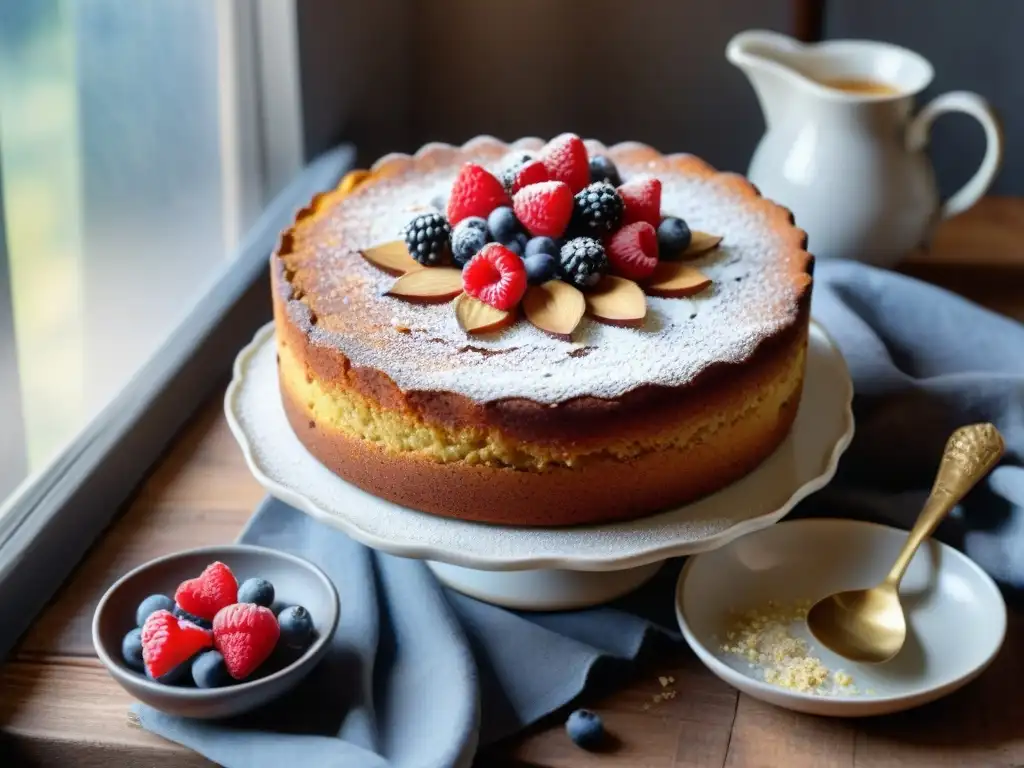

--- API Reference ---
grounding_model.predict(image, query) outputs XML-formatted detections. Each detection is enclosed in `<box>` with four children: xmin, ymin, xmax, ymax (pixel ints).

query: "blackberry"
<box><xmin>558</xmin><ymin>237</ymin><xmax>608</xmax><ymax>289</ymax></box>
<box><xmin>451</xmin><ymin>217</ymin><xmax>489</xmax><ymax>266</ymax></box>
<box><xmin>402</xmin><ymin>211</ymin><xmax>451</xmax><ymax>266</ymax></box>
<box><xmin>572</xmin><ymin>182</ymin><xmax>624</xmax><ymax>235</ymax></box>
<box><xmin>588</xmin><ymin>155</ymin><xmax>622</xmax><ymax>187</ymax></box>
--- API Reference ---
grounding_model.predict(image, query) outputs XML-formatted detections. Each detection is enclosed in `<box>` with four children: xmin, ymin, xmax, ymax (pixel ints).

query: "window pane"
<box><xmin>0</xmin><ymin>0</ymin><xmax>264</xmax><ymax>504</ymax></box>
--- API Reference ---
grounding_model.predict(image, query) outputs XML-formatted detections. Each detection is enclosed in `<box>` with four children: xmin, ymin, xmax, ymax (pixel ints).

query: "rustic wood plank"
<box><xmin>0</xmin><ymin>659</ymin><xmax>212</xmax><ymax>767</ymax></box>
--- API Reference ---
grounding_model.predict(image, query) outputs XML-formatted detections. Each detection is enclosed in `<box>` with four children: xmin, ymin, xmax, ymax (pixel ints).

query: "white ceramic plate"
<box><xmin>224</xmin><ymin>322</ymin><xmax>854</xmax><ymax>572</ymax></box>
<box><xmin>676</xmin><ymin>518</ymin><xmax>1007</xmax><ymax>716</ymax></box>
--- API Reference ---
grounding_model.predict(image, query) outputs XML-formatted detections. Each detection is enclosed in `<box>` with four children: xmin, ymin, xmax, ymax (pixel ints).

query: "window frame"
<box><xmin>0</xmin><ymin>0</ymin><xmax>354</xmax><ymax>658</ymax></box>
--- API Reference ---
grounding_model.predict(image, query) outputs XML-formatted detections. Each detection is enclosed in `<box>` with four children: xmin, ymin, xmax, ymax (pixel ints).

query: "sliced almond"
<box><xmin>454</xmin><ymin>293</ymin><xmax>515</xmax><ymax>334</ymax></box>
<box><xmin>337</xmin><ymin>169</ymin><xmax>370</xmax><ymax>196</ymax></box>
<box><xmin>646</xmin><ymin>262</ymin><xmax>712</xmax><ymax>298</ymax></box>
<box><xmin>522</xmin><ymin>281</ymin><xmax>585</xmax><ymax>340</ymax></box>
<box><xmin>585</xmin><ymin>276</ymin><xmax>647</xmax><ymax>327</ymax></box>
<box><xmin>360</xmin><ymin>240</ymin><xmax>420</xmax><ymax>275</ymax></box>
<box><xmin>683</xmin><ymin>231</ymin><xmax>723</xmax><ymax>258</ymax></box>
<box><xmin>386</xmin><ymin>267</ymin><xmax>464</xmax><ymax>302</ymax></box>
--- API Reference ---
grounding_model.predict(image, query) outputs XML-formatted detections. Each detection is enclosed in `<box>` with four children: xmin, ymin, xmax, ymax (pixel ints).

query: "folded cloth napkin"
<box><xmin>136</xmin><ymin>259</ymin><xmax>1024</xmax><ymax>767</ymax></box>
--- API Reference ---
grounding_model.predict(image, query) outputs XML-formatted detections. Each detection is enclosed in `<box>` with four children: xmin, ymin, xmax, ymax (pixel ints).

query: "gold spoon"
<box><xmin>807</xmin><ymin>423</ymin><xmax>1005</xmax><ymax>664</ymax></box>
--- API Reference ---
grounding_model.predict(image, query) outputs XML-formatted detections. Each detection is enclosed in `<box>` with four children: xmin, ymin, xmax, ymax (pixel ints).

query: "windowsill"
<box><xmin>1</xmin><ymin>197</ymin><xmax>1023</xmax><ymax>767</ymax></box>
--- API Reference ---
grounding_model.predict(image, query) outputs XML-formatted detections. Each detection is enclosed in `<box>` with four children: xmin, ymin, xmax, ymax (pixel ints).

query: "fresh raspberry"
<box><xmin>446</xmin><ymin>163</ymin><xmax>511</xmax><ymax>226</ymax></box>
<box><xmin>504</xmin><ymin>158</ymin><xmax>550</xmax><ymax>194</ymax></box>
<box><xmin>141</xmin><ymin>609</ymin><xmax>213</xmax><ymax>679</ymax></box>
<box><xmin>174</xmin><ymin>561</ymin><xmax>238</xmax><ymax>622</ymax></box>
<box><xmin>462</xmin><ymin>243</ymin><xmax>528</xmax><ymax>311</ymax></box>
<box><xmin>213</xmin><ymin>603</ymin><xmax>281</xmax><ymax>680</ymax></box>
<box><xmin>618</xmin><ymin>176</ymin><xmax>662</xmax><ymax>228</ymax></box>
<box><xmin>605</xmin><ymin>221</ymin><xmax>659</xmax><ymax>280</ymax></box>
<box><xmin>513</xmin><ymin>181</ymin><xmax>573</xmax><ymax>238</ymax></box>
<box><xmin>540</xmin><ymin>133</ymin><xmax>590</xmax><ymax>193</ymax></box>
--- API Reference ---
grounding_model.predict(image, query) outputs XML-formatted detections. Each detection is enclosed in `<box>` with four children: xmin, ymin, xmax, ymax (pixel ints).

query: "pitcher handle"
<box><xmin>906</xmin><ymin>91</ymin><xmax>1004</xmax><ymax>219</ymax></box>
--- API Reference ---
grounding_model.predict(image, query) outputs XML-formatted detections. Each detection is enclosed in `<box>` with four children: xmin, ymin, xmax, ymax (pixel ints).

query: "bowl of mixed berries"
<box><xmin>92</xmin><ymin>545</ymin><xmax>339</xmax><ymax>719</ymax></box>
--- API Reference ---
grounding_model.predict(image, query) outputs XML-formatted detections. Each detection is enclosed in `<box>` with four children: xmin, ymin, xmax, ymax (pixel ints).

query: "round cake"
<box><xmin>271</xmin><ymin>135</ymin><xmax>813</xmax><ymax>527</ymax></box>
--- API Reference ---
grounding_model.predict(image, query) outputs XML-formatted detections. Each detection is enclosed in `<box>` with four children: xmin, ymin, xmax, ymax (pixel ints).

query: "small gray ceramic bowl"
<box><xmin>92</xmin><ymin>544</ymin><xmax>339</xmax><ymax>719</ymax></box>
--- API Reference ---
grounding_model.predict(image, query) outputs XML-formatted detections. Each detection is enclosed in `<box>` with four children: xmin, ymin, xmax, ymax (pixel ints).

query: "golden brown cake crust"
<box><xmin>270</xmin><ymin>138</ymin><xmax>814</xmax><ymax>526</ymax></box>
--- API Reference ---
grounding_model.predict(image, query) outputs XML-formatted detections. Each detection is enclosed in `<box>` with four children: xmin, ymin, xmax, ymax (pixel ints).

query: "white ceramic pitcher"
<box><xmin>727</xmin><ymin>30</ymin><xmax>1003</xmax><ymax>267</ymax></box>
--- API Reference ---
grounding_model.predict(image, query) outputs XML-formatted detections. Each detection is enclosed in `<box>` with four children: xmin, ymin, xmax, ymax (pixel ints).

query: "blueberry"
<box><xmin>487</xmin><ymin>206</ymin><xmax>521</xmax><ymax>243</ymax></box>
<box><xmin>135</xmin><ymin>594</ymin><xmax>174</xmax><ymax>627</ymax></box>
<box><xmin>121</xmin><ymin>628</ymin><xmax>145</xmax><ymax>671</ymax></box>
<box><xmin>237</xmin><ymin>577</ymin><xmax>275</xmax><ymax>608</ymax></box>
<box><xmin>277</xmin><ymin>605</ymin><xmax>315</xmax><ymax>651</ymax></box>
<box><xmin>173</xmin><ymin>604</ymin><xmax>212</xmax><ymax>630</ymax></box>
<box><xmin>451</xmin><ymin>217</ymin><xmax>490</xmax><ymax>267</ymax></box>
<box><xmin>657</xmin><ymin>216</ymin><xmax>692</xmax><ymax>257</ymax></box>
<box><xmin>147</xmin><ymin>660</ymin><xmax>190</xmax><ymax>686</ymax></box>
<box><xmin>524</xmin><ymin>253</ymin><xmax>558</xmax><ymax>285</ymax></box>
<box><xmin>192</xmin><ymin>650</ymin><xmax>231</xmax><ymax>689</ymax></box>
<box><xmin>566</xmin><ymin>709</ymin><xmax>604</xmax><ymax>750</ymax></box>
<box><xmin>525</xmin><ymin>236</ymin><xmax>559</xmax><ymax>258</ymax></box>
<box><xmin>502</xmin><ymin>233</ymin><xmax>528</xmax><ymax>257</ymax></box>
<box><xmin>588</xmin><ymin>155</ymin><xmax>622</xmax><ymax>187</ymax></box>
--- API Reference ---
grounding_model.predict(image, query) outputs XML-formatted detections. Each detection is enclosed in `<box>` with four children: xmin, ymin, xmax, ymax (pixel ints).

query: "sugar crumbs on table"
<box><xmin>719</xmin><ymin>599</ymin><xmax>858</xmax><ymax>696</ymax></box>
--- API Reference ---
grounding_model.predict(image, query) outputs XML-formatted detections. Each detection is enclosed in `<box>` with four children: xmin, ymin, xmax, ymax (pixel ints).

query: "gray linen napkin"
<box><xmin>136</xmin><ymin>259</ymin><xmax>1024</xmax><ymax>766</ymax></box>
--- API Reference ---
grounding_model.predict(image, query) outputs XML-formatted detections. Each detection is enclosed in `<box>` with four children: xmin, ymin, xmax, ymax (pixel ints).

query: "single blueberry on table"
<box><xmin>277</xmin><ymin>605</ymin><xmax>315</xmax><ymax>651</ymax></box>
<box><xmin>237</xmin><ymin>577</ymin><xmax>275</xmax><ymax>608</ymax></box>
<box><xmin>525</xmin><ymin>236</ymin><xmax>559</xmax><ymax>258</ymax></box>
<box><xmin>135</xmin><ymin>594</ymin><xmax>174</xmax><ymax>628</ymax></box>
<box><xmin>173</xmin><ymin>604</ymin><xmax>212</xmax><ymax>630</ymax></box>
<box><xmin>121</xmin><ymin>628</ymin><xmax>145</xmax><ymax>671</ymax></box>
<box><xmin>566</xmin><ymin>708</ymin><xmax>604</xmax><ymax>750</ymax></box>
<box><xmin>657</xmin><ymin>216</ymin><xmax>692</xmax><ymax>257</ymax></box>
<box><xmin>524</xmin><ymin>252</ymin><xmax>558</xmax><ymax>285</ymax></box>
<box><xmin>192</xmin><ymin>650</ymin><xmax>232</xmax><ymax>689</ymax></box>
<box><xmin>487</xmin><ymin>206</ymin><xmax>521</xmax><ymax>244</ymax></box>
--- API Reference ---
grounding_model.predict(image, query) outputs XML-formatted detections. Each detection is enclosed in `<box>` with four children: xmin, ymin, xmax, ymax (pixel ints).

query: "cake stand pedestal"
<box><xmin>225</xmin><ymin>322</ymin><xmax>854</xmax><ymax>610</ymax></box>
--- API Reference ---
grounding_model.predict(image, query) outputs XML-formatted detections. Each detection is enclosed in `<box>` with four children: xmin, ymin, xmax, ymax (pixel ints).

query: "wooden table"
<box><xmin>2</xmin><ymin>199</ymin><xmax>1023</xmax><ymax>767</ymax></box>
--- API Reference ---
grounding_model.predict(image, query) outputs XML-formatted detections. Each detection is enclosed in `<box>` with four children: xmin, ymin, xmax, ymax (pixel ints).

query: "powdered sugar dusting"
<box><xmin>284</xmin><ymin>138</ymin><xmax>805</xmax><ymax>404</ymax></box>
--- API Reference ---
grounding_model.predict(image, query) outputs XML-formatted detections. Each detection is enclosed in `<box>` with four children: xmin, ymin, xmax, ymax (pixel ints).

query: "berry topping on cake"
<box><xmin>503</xmin><ymin>233</ymin><xmax>529</xmax><ymax>257</ymax></box>
<box><xmin>588</xmin><ymin>154</ymin><xmax>622</xmax><ymax>187</ymax></box>
<box><xmin>559</xmin><ymin>237</ymin><xmax>608</xmax><ymax>289</ymax></box>
<box><xmin>513</xmin><ymin>180</ymin><xmax>574</xmax><ymax>238</ymax></box>
<box><xmin>501</xmin><ymin>155</ymin><xmax>550</xmax><ymax>194</ymax></box>
<box><xmin>451</xmin><ymin>217</ymin><xmax>490</xmax><ymax>267</ymax></box>
<box><xmin>141</xmin><ymin>609</ymin><xmax>214</xmax><ymax>680</ymax></box>
<box><xmin>174</xmin><ymin>561</ymin><xmax>238</xmax><ymax>622</ymax></box>
<box><xmin>402</xmin><ymin>211</ymin><xmax>452</xmax><ymax>266</ymax></box>
<box><xmin>525</xmin><ymin>236</ymin><xmax>559</xmax><ymax>258</ymax></box>
<box><xmin>657</xmin><ymin>216</ymin><xmax>693</xmax><ymax>257</ymax></box>
<box><xmin>487</xmin><ymin>205</ymin><xmax>522</xmax><ymax>244</ymax></box>
<box><xmin>618</xmin><ymin>176</ymin><xmax>662</xmax><ymax>228</ymax></box>
<box><xmin>524</xmin><ymin>252</ymin><xmax>559</xmax><ymax>285</ymax></box>
<box><xmin>605</xmin><ymin>221</ymin><xmax>659</xmax><ymax>280</ymax></box>
<box><xmin>446</xmin><ymin>163</ymin><xmax>511</xmax><ymax>225</ymax></box>
<box><xmin>540</xmin><ymin>133</ymin><xmax>590</xmax><ymax>193</ymax></box>
<box><xmin>213</xmin><ymin>603</ymin><xmax>281</xmax><ymax>680</ymax></box>
<box><xmin>463</xmin><ymin>243</ymin><xmax>528</xmax><ymax>310</ymax></box>
<box><xmin>572</xmin><ymin>182</ymin><xmax>625</xmax><ymax>235</ymax></box>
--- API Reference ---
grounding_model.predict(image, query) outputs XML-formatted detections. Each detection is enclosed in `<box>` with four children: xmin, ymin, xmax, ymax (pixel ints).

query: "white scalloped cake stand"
<box><xmin>225</xmin><ymin>322</ymin><xmax>854</xmax><ymax>610</ymax></box>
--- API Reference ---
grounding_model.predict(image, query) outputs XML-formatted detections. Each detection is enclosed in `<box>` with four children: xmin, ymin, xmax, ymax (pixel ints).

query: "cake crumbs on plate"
<box><xmin>718</xmin><ymin>599</ymin><xmax>859</xmax><ymax>696</ymax></box>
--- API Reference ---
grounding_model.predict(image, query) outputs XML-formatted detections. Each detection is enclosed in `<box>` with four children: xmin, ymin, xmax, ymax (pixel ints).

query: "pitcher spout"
<box><xmin>726</xmin><ymin>30</ymin><xmax>808</xmax><ymax>129</ymax></box>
